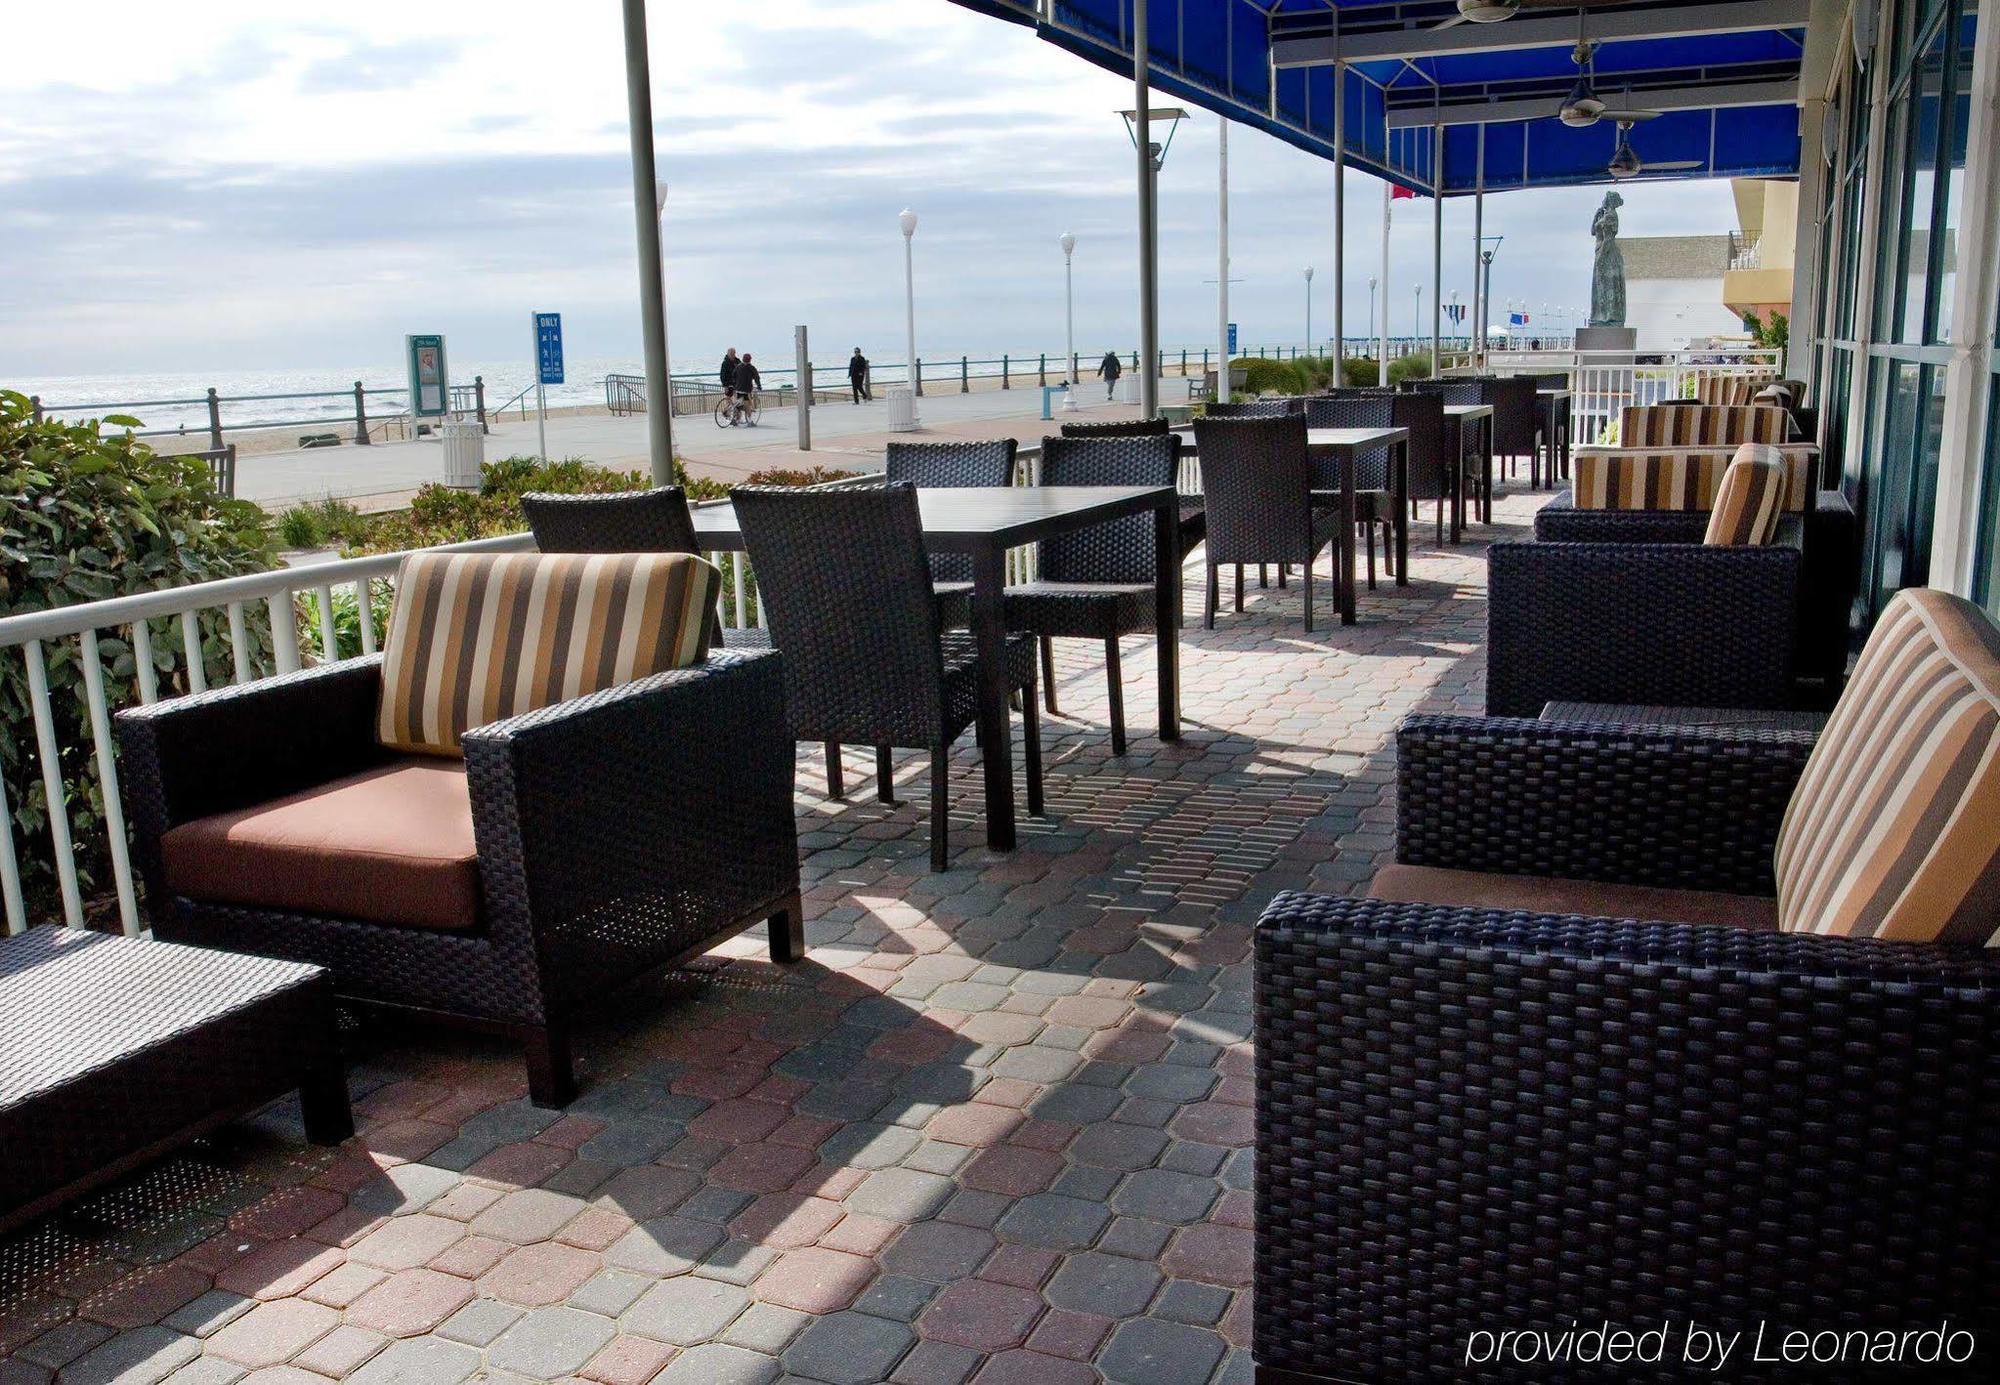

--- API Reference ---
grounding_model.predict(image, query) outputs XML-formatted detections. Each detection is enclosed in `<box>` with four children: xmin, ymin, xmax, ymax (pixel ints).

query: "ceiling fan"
<box><xmin>1607</xmin><ymin>119</ymin><xmax>1703</xmax><ymax>179</ymax></box>
<box><xmin>1557</xmin><ymin>13</ymin><xmax>1661</xmax><ymax>126</ymax></box>
<box><xmin>1454</xmin><ymin>0</ymin><xmax>1627</xmax><ymax>23</ymax></box>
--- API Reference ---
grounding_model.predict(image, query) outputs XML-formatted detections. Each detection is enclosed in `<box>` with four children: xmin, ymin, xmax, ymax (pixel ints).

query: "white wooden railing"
<box><xmin>1439</xmin><ymin>348</ymin><xmax>1786</xmax><ymax>446</ymax></box>
<box><xmin>0</xmin><ymin>457</ymin><xmax>1131</xmax><ymax>938</ymax></box>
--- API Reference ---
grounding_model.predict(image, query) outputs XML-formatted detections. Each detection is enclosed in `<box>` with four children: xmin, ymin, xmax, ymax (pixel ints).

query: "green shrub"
<box><xmin>1</xmin><ymin>389</ymin><xmax>276</xmax><ymax>915</ymax></box>
<box><xmin>1339</xmin><ymin>353</ymin><xmax>1435</xmax><ymax>388</ymax></box>
<box><xmin>1232</xmin><ymin>357</ymin><xmax>1308</xmax><ymax>396</ymax></box>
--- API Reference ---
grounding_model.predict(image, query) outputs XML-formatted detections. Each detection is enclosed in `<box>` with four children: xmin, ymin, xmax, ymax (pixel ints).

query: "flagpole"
<box><xmin>1378</xmin><ymin>181</ymin><xmax>1391</xmax><ymax>385</ymax></box>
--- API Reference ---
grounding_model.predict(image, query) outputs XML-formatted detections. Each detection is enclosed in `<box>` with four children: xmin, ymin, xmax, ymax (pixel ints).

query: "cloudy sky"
<box><xmin>1</xmin><ymin>0</ymin><xmax>1741</xmax><ymax>379</ymax></box>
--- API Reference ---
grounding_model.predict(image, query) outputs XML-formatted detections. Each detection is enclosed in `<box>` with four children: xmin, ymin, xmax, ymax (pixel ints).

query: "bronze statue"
<box><xmin>1589</xmin><ymin>191</ymin><xmax>1626</xmax><ymax>328</ymax></box>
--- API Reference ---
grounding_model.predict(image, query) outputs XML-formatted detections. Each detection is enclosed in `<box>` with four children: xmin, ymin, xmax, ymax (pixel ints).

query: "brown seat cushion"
<box><xmin>160</xmin><ymin>759</ymin><xmax>481</xmax><ymax>931</ymax></box>
<box><xmin>1369</xmin><ymin>862</ymin><xmax>1778</xmax><ymax>930</ymax></box>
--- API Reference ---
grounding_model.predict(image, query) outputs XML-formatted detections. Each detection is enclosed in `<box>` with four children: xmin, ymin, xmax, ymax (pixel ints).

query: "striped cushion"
<box><xmin>377</xmin><ymin>551</ymin><xmax>719</xmax><ymax>756</ymax></box>
<box><xmin>1621</xmin><ymin>404</ymin><xmax>1797</xmax><ymax>446</ymax></box>
<box><xmin>1774</xmin><ymin>588</ymin><xmax>2000</xmax><ymax>944</ymax></box>
<box><xmin>1572</xmin><ymin>445</ymin><xmax>1817</xmax><ymax>512</ymax></box>
<box><xmin>1695</xmin><ymin>374</ymin><xmax>1780</xmax><ymax>406</ymax></box>
<box><xmin>1702</xmin><ymin>446</ymin><xmax>1788</xmax><ymax>546</ymax></box>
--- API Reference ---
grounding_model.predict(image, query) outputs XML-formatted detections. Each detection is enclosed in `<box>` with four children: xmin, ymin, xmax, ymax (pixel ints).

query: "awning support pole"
<box><xmin>1379</xmin><ymin>181</ymin><xmax>1392</xmax><ymax>384</ymax></box>
<box><xmin>1135</xmin><ymin>0</ymin><xmax>1159</xmax><ymax>416</ymax></box>
<box><xmin>621</xmin><ymin>0</ymin><xmax>674</xmax><ymax>485</ymax></box>
<box><xmin>1431</xmin><ymin>125</ymin><xmax>1443</xmax><ymax>376</ymax></box>
<box><xmin>1333</xmin><ymin>64</ymin><xmax>1345</xmax><ymax>367</ymax></box>
<box><xmin>1217</xmin><ymin>120</ymin><xmax>1231</xmax><ymax>403</ymax></box>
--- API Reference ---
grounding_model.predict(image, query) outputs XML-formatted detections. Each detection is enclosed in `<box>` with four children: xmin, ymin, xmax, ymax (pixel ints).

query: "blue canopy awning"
<box><xmin>948</xmin><ymin>0</ymin><xmax>1804</xmax><ymax>192</ymax></box>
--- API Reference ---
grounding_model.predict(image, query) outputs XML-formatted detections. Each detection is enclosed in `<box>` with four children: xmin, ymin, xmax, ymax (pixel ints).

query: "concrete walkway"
<box><xmin>239</xmin><ymin>380</ymin><xmax>1192</xmax><ymax>512</ymax></box>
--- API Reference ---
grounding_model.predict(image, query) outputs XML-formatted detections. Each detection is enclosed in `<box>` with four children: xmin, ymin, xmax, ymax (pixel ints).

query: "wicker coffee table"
<box><xmin>1</xmin><ymin>926</ymin><xmax>351</xmax><ymax>1232</ymax></box>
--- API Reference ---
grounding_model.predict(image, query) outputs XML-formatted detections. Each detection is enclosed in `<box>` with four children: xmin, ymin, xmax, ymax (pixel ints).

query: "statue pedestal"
<box><xmin>1574</xmin><ymin>326</ymin><xmax>1637</xmax><ymax>355</ymax></box>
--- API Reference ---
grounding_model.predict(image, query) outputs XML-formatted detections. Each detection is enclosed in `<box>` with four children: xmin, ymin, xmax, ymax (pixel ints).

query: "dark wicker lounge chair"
<box><xmin>1193</xmin><ymin>415</ymin><xmax>1341</xmax><ymax>631</ymax></box>
<box><xmin>1255</xmin><ymin>586</ymin><xmax>2000</xmax><ymax>1383</ymax></box>
<box><xmin>1486</xmin><ymin>517</ymin><xmax>1804</xmax><ymax>716</ymax></box>
<box><xmin>1005</xmin><ymin>434</ymin><xmax>1181</xmax><ymax>753</ymax></box>
<box><xmin>117</xmin><ymin>562</ymin><xmax>804</xmax><ymax>1109</ymax></box>
<box><xmin>1202</xmin><ymin>399</ymin><xmax>1298</xmax><ymax>418</ymax></box>
<box><xmin>521</xmin><ymin>486</ymin><xmax>769</xmax><ymax>649</ymax></box>
<box><xmin>884</xmin><ymin>440</ymin><xmax>1016</xmax><ymax>630</ymax></box>
<box><xmin>731</xmin><ymin>484</ymin><xmax>1042</xmax><ymax>870</ymax></box>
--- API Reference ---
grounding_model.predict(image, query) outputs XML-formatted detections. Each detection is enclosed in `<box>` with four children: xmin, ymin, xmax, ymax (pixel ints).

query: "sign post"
<box><xmin>405</xmin><ymin>334</ymin><xmax>449</xmax><ymax>428</ymax></box>
<box><xmin>533</xmin><ymin>312</ymin><xmax>564</xmax><ymax>464</ymax></box>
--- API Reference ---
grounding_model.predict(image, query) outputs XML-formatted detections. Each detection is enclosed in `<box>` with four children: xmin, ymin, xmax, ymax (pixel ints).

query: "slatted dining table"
<box><xmin>1307</xmin><ymin>426</ymin><xmax>1411</xmax><ymax>625</ymax></box>
<box><xmin>1443</xmin><ymin>402</ymin><xmax>1494</xmax><ymax>541</ymax></box>
<box><xmin>690</xmin><ymin>484</ymin><xmax>1181</xmax><ymax>851</ymax></box>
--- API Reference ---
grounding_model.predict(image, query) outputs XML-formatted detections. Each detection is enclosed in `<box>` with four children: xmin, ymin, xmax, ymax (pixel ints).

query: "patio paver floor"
<box><xmin>0</xmin><ymin>487</ymin><xmax>1523</xmax><ymax>1384</ymax></box>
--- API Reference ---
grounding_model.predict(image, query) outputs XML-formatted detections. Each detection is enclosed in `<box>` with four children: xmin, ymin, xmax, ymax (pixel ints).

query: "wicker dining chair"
<box><xmin>1392</xmin><ymin>390</ymin><xmax>1451</xmax><ymax>544</ymax></box>
<box><xmin>1303</xmin><ymin>394</ymin><xmax>1397</xmax><ymax>587</ymax></box>
<box><xmin>1004</xmin><ymin>434</ymin><xmax>1181</xmax><ymax>754</ymax></box>
<box><xmin>1193</xmin><ymin>415</ymin><xmax>1342</xmax><ymax>631</ymax></box>
<box><xmin>1203</xmin><ymin>399</ymin><xmax>1298</xmax><ymax>418</ymax></box>
<box><xmin>1058</xmin><ymin>417</ymin><xmax>1171</xmax><ymax>438</ymax></box>
<box><xmin>884</xmin><ymin>440</ymin><xmax>1017</xmax><ymax>628</ymax></box>
<box><xmin>1483</xmin><ymin>375</ymin><xmax>1542</xmax><ymax>487</ymax></box>
<box><xmin>731</xmin><ymin>484</ymin><xmax>1043</xmax><ymax>871</ymax></box>
<box><xmin>1404</xmin><ymin>378</ymin><xmax>1488</xmax><ymax>519</ymax></box>
<box><xmin>521</xmin><ymin>487</ymin><xmax>768</xmax><ymax>650</ymax></box>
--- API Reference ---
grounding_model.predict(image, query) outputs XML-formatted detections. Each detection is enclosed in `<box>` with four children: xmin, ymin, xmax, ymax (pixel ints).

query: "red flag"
<box><xmin>1390</xmin><ymin>184</ymin><xmax>1420</xmax><ymax>200</ymax></box>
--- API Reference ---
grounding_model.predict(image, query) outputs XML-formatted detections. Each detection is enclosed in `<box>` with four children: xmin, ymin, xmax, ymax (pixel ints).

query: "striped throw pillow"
<box><xmin>1572</xmin><ymin>446</ymin><xmax>1816</xmax><ymax>512</ymax></box>
<box><xmin>377</xmin><ymin>551</ymin><xmax>719</xmax><ymax>756</ymax></box>
<box><xmin>1702</xmin><ymin>446</ymin><xmax>1788</xmax><ymax>546</ymax></box>
<box><xmin>1774</xmin><ymin>588</ymin><xmax>2000</xmax><ymax>945</ymax></box>
<box><xmin>1695</xmin><ymin>375</ymin><xmax>1779</xmax><ymax>406</ymax></box>
<box><xmin>1620</xmin><ymin>404</ymin><xmax>1796</xmax><ymax>446</ymax></box>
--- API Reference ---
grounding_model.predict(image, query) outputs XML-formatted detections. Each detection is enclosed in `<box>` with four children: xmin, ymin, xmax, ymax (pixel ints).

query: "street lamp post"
<box><xmin>900</xmin><ymin>208</ymin><xmax>919</xmax><ymax>422</ymax></box>
<box><xmin>1367</xmin><ymin>276</ymin><xmax>1377</xmax><ymax>349</ymax></box>
<box><xmin>1413</xmin><ymin>283</ymin><xmax>1423</xmax><ymax>347</ymax></box>
<box><xmin>1060</xmin><ymin>232</ymin><xmax>1077</xmax><ymax>386</ymax></box>
<box><xmin>1303</xmin><ymin>266</ymin><xmax>1314</xmax><ymax>354</ymax></box>
<box><xmin>620</xmin><ymin>0</ymin><xmax>673</xmax><ymax>484</ymax></box>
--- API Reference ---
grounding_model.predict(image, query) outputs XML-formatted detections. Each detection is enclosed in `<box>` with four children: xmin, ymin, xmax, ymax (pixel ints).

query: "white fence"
<box><xmin>1442</xmin><ymin>348</ymin><xmax>1787</xmax><ymax>445</ymax></box>
<box><xmin>0</xmin><ymin>450</ymin><xmax>1166</xmax><ymax>938</ymax></box>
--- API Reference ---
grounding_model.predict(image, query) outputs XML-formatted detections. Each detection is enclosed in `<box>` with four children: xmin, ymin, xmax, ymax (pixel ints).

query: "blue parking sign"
<box><xmin>534</xmin><ymin>312</ymin><xmax>564</xmax><ymax>386</ymax></box>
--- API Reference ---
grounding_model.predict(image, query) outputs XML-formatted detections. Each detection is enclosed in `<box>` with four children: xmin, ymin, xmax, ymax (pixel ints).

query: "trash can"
<box><xmin>886</xmin><ymin>387</ymin><xmax>919</xmax><ymax>433</ymax></box>
<box><xmin>1115</xmin><ymin>376</ymin><xmax>1140</xmax><ymax>405</ymax></box>
<box><xmin>441</xmin><ymin>418</ymin><xmax>484</xmax><ymax>490</ymax></box>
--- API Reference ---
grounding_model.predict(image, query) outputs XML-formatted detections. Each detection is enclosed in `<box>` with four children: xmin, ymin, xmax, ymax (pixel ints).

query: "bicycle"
<box><xmin>713</xmin><ymin>390</ymin><xmax>762</xmax><ymax>428</ymax></box>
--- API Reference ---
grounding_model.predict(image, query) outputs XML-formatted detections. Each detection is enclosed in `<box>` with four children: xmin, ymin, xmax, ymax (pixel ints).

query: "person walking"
<box><xmin>1098</xmin><ymin>349</ymin><xmax>1123</xmax><ymax>401</ymax></box>
<box><xmin>848</xmin><ymin>348</ymin><xmax>871</xmax><ymax>404</ymax></box>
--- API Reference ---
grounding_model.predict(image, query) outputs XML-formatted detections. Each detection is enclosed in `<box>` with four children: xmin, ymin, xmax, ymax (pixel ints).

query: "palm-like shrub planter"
<box><xmin>1</xmin><ymin>390</ymin><xmax>277</xmax><ymax>916</ymax></box>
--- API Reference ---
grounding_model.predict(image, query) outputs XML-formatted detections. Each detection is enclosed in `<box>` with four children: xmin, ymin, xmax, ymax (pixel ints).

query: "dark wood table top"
<box><xmin>1444</xmin><ymin>403</ymin><xmax>1493</xmax><ymax>419</ymax></box>
<box><xmin>1538</xmin><ymin>388</ymin><xmax>1572</xmax><ymax>400</ymax></box>
<box><xmin>688</xmin><ymin>485</ymin><xmax>1175</xmax><ymax>550</ymax></box>
<box><xmin>1305</xmin><ymin>427</ymin><xmax>1410</xmax><ymax>452</ymax></box>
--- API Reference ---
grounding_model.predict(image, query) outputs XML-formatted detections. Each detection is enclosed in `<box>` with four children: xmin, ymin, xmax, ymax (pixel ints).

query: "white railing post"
<box><xmin>270</xmin><ymin>594</ymin><xmax>301</xmax><ymax>674</ymax></box>
<box><xmin>22</xmin><ymin>640</ymin><xmax>84</xmax><ymax>928</ymax></box>
<box><xmin>226</xmin><ymin>602</ymin><xmax>253</xmax><ymax>684</ymax></box>
<box><xmin>79</xmin><ymin>629</ymin><xmax>140</xmax><ymax>935</ymax></box>
<box><xmin>0</xmin><ymin>763</ymin><xmax>26</xmax><ymax>934</ymax></box>
<box><xmin>315</xmin><ymin>585</ymin><xmax>339</xmax><ymax>662</ymax></box>
<box><xmin>131</xmin><ymin>619</ymin><xmax>160</xmax><ymax>704</ymax></box>
<box><xmin>179</xmin><ymin>611</ymin><xmax>207</xmax><ymax>694</ymax></box>
<box><xmin>355</xmin><ymin>581</ymin><xmax>379</xmax><ymax>656</ymax></box>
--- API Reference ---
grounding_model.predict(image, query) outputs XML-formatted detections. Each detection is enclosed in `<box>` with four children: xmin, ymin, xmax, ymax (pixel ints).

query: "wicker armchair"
<box><xmin>731</xmin><ymin>484</ymin><xmax>1042</xmax><ymax>870</ymax></box>
<box><xmin>1304</xmin><ymin>394</ymin><xmax>1396</xmax><ymax>587</ymax></box>
<box><xmin>1257</xmin><ymin>589</ymin><xmax>2000</xmax><ymax>1379</ymax></box>
<box><xmin>1058</xmin><ymin>417</ymin><xmax>1171</xmax><ymax>438</ymax></box>
<box><xmin>521</xmin><ymin>487</ymin><xmax>768</xmax><ymax>649</ymax></box>
<box><xmin>117</xmin><ymin>648</ymin><xmax>804</xmax><ymax>1108</ymax></box>
<box><xmin>1004</xmin><ymin>434</ymin><xmax>1180</xmax><ymax>753</ymax></box>
<box><xmin>1486</xmin><ymin>522</ymin><xmax>1803</xmax><ymax>716</ymax></box>
<box><xmin>885</xmin><ymin>439</ymin><xmax>1017</xmax><ymax>627</ymax></box>
<box><xmin>1193</xmin><ymin>415</ymin><xmax>1341</xmax><ymax>631</ymax></box>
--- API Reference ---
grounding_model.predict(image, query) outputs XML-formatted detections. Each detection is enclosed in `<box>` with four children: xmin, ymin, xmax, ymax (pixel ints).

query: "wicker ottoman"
<box><xmin>1</xmin><ymin>926</ymin><xmax>351</xmax><ymax>1233</ymax></box>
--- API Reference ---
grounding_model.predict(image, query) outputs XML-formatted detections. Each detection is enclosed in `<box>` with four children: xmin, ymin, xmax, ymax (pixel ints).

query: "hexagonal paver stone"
<box><xmin>1067</xmin><ymin>1122</ymin><xmax>1171</xmax><ymax>1171</ymax></box>
<box><xmin>349</xmin><ymin>1163</ymin><xmax>461</xmax><ymax>1216</ymax></box>
<box><xmin>844</xmin><ymin>1168</ymin><xmax>954</xmax><ymax>1222</ymax></box>
<box><xmin>469</xmin><ymin>1188</ymin><xmax>587</xmax><ymax>1244</ymax></box>
<box><xmin>1098</xmin><ymin>1317</ymin><xmax>1228</xmax><ymax>1385</ymax></box>
<box><xmin>485</xmin><ymin>1306</ymin><xmax>617</xmax><ymax>1377</ymax></box>
<box><xmin>781</xmin><ymin>1311</ymin><xmax>916</xmax><ymax>1385</ymax></box>
<box><xmin>880</xmin><ymin>1221</ymin><xmax>996</xmax><ymax>1282</ymax></box>
<box><xmin>347</xmin><ymin>1336</ymin><xmax>482</xmax><ymax>1385</ymax></box>
<box><xmin>1123</xmin><ymin>1063</ymin><xmax>1219</xmax><ymax>1104</ymax></box>
<box><xmin>1110</xmin><ymin>1169</ymin><xmax>1221</xmax><ymax>1225</ymax></box>
<box><xmin>655</xmin><ymin>1342</ymin><xmax>782</xmax><ymax>1385</ymax></box>
<box><xmin>604</xmin><ymin>1215</ymin><xmax>726</xmax><ymax>1275</ymax></box>
<box><xmin>994</xmin><ymin>1194</ymin><xmax>1111</xmax><ymax>1251</ymax></box>
<box><xmin>915</xmin><ymin>1279</ymin><xmax>1043</xmax><ymax>1352</ymax></box>
<box><xmin>752</xmin><ymin>1247</ymin><xmax>876</xmax><ymax>1314</ymax></box>
<box><xmin>624</xmin><ymin>1276</ymin><xmax>751</xmax><ymax>1345</ymax></box>
<box><xmin>63</xmin><ymin>1327</ymin><xmax>199</xmax><ymax>1385</ymax></box>
<box><xmin>1044</xmin><ymin>1251</ymin><xmax>1164</xmax><ymax>1318</ymax></box>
